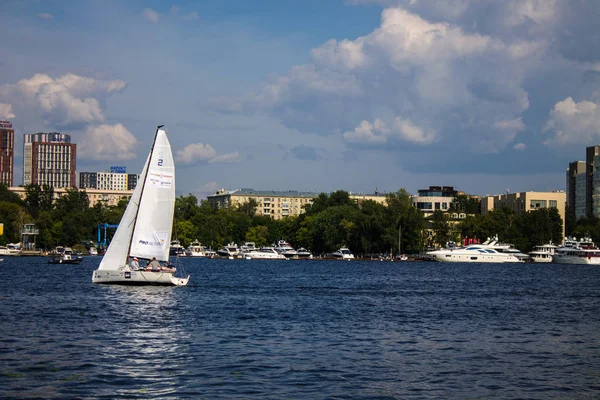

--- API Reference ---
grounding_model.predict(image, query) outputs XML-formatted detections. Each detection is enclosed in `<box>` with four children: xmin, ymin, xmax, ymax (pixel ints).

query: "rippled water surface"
<box><xmin>2</xmin><ymin>256</ymin><xmax>600</xmax><ymax>399</ymax></box>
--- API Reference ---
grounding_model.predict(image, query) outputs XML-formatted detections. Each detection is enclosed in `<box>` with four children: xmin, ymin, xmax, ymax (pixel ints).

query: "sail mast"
<box><xmin>123</xmin><ymin>125</ymin><xmax>163</xmax><ymax>264</ymax></box>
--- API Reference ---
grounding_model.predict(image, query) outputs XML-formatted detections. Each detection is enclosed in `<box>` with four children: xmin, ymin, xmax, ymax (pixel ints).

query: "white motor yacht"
<box><xmin>185</xmin><ymin>240</ymin><xmax>206</xmax><ymax>257</ymax></box>
<box><xmin>0</xmin><ymin>245</ymin><xmax>21</xmax><ymax>256</ymax></box>
<box><xmin>529</xmin><ymin>241</ymin><xmax>558</xmax><ymax>263</ymax></box>
<box><xmin>332</xmin><ymin>247</ymin><xmax>355</xmax><ymax>260</ymax></box>
<box><xmin>552</xmin><ymin>237</ymin><xmax>600</xmax><ymax>265</ymax></box>
<box><xmin>245</xmin><ymin>247</ymin><xmax>286</xmax><ymax>260</ymax></box>
<box><xmin>274</xmin><ymin>240</ymin><xmax>298</xmax><ymax>258</ymax></box>
<box><xmin>169</xmin><ymin>240</ymin><xmax>185</xmax><ymax>256</ymax></box>
<box><xmin>296</xmin><ymin>247</ymin><xmax>313</xmax><ymax>259</ymax></box>
<box><xmin>427</xmin><ymin>242</ymin><xmax>523</xmax><ymax>263</ymax></box>
<box><xmin>216</xmin><ymin>242</ymin><xmax>239</xmax><ymax>258</ymax></box>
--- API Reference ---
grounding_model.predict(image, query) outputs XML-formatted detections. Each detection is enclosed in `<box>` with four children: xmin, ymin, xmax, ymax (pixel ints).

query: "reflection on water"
<box><xmin>2</xmin><ymin>257</ymin><xmax>600</xmax><ymax>399</ymax></box>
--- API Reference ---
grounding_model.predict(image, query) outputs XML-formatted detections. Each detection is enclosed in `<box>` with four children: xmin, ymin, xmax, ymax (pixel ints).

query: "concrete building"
<box><xmin>480</xmin><ymin>191</ymin><xmax>566</xmax><ymax>236</ymax></box>
<box><xmin>79</xmin><ymin>170</ymin><xmax>139</xmax><ymax>191</ymax></box>
<box><xmin>208</xmin><ymin>188</ymin><xmax>318</xmax><ymax>219</ymax></box>
<box><xmin>23</xmin><ymin>132</ymin><xmax>76</xmax><ymax>188</ymax></box>
<box><xmin>411</xmin><ymin>186</ymin><xmax>460</xmax><ymax>216</ymax></box>
<box><xmin>207</xmin><ymin>188</ymin><xmax>389</xmax><ymax>220</ymax></box>
<box><xmin>0</xmin><ymin>121</ymin><xmax>14</xmax><ymax>186</ymax></box>
<box><xmin>9</xmin><ymin>186</ymin><xmax>134</xmax><ymax>207</ymax></box>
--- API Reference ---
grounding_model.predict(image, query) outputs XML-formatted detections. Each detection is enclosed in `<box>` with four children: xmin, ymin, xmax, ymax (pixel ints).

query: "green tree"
<box><xmin>246</xmin><ymin>225</ymin><xmax>269</xmax><ymax>246</ymax></box>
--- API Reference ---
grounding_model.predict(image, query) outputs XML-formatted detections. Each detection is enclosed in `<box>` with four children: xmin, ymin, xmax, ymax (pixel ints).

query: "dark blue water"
<box><xmin>1</xmin><ymin>257</ymin><xmax>600</xmax><ymax>399</ymax></box>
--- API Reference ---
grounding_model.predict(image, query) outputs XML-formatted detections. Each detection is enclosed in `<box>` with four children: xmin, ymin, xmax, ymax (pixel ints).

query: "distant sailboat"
<box><xmin>92</xmin><ymin>126</ymin><xmax>189</xmax><ymax>286</ymax></box>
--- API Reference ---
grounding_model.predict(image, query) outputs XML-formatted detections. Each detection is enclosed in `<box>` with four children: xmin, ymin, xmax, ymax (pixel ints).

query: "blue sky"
<box><xmin>1</xmin><ymin>0</ymin><xmax>599</xmax><ymax>198</ymax></box>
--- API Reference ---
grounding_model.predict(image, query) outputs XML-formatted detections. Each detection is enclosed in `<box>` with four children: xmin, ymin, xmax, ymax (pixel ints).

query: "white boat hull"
<box><xmin>551</xmin><ymin>255</ymin><xmax>600</xmax><ymax>265</ymax></box>
<box><xmin>92</xmin><ymin>268</ymin><xmax>189</xmax><ymax>286</ymax></box>
<box><xmin>428</xmin><ymin>253</ymin><xmax>522</xmax><ymax>263</ymax></box>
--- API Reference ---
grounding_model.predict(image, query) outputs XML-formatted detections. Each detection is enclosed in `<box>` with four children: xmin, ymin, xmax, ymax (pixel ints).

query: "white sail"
<box><xmin>96</xmin><ymin>153</ymin><xmax>150</xmax><ymax>271</ymax></box>
<box><xmin>129</xmin><ymin>129</ymin><xmax>175</xmax><ymax>261</ymax></box>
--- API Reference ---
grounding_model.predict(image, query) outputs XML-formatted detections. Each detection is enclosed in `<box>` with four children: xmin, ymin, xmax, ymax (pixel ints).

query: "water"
<box><xmin>1</xmin><ymin>257</ymin><xmax>600</xmax><ymax>399</ymax></box>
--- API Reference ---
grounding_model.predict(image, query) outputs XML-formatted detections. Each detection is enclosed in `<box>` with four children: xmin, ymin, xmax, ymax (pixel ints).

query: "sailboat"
<box><xmin>92</xmin><ymin>126</ymin><xmax>190</xmax><ymax>286</ymax></box>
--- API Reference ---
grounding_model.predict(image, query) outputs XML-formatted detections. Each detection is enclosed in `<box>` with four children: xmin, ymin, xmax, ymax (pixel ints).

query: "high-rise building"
<box><xmin>566</xmin><ymin>161</ymin><xmax>586</xmax><ymax>221</ymax></box>
<box><xmin>0</xmin><ymin>121</ymin><xmax>14</xmax><ymax>186</ymax></box>
<box><xmin>127</xmin><ymin>173</ymin><xmax>138</xmax><ymax>190</ymax></box>
<box><xmin>23</xmin><ymin>132</ymin><xmax>76</xmax><ymax>188</ymax></box>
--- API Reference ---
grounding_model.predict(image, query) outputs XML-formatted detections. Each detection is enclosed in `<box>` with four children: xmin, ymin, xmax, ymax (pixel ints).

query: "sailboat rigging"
<box><xmin>92</xmin><ymin>125</ymin><xmax>190</xmax><ymax>286</ymax></box>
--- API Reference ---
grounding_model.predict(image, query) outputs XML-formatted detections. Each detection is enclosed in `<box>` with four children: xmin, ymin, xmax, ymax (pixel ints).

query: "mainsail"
<box><xmin>96</xmin><ymin>128</ymin><xmax>175</xmax><ymax>270</ymax></box>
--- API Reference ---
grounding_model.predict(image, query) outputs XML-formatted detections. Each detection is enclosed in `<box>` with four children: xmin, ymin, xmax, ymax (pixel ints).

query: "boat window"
<box><xmin>470</xmin><ymin>257</ymin><xmax>478</xmax><ymax>260</ymax></box>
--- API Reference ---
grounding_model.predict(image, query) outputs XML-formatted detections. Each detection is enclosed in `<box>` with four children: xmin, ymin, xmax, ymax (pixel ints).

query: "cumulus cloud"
<box><xmin>79</xmin><ymin>123</ymin><xmax>138</xmax><ymax>160</ymax></box>
<box><xmin>343</xmin><ymin>119</ymin><xmax>389</xmax><ymax>144</ymax></box>
<box><xmin>37</xmin><ymin>13</ymin><xmax>54</xmax><ymax>20</ymax></box>
<box><xmin>343</xmin><ymin>117</ymin><xmax>436</xmax><ymax>145</ymax></box>
<box><xmin>142</xmin><ymin>8</ymin><xmax>159</xmax><ymax>23</ymax></box>
<box><xmin>176</xmin><ymin>143</ymin><xmax>240</xmax><ymax>165</ymax></box>
<box><xmin>0</xmin><ymin>73</ymin><xmax>126</xmax><ymax>129</ymax></box>
<box><xmin>0</xmin><ymin>103</ymin><xmax>15</xmax><ymax>119</ymax></box>
<box><xmin>513</xmin><ymin>143</ymin><xmax>527</xmax><ymax>151</ymax></box>
<box><xmin>214</xmin><ymin>6</ymin><xmax>534</xmax><ymax>154</ymax></box>
<box><xmin>544</xmin><ymin>97</ymin><xmax>600</xmax><ymax>146</ymax></box>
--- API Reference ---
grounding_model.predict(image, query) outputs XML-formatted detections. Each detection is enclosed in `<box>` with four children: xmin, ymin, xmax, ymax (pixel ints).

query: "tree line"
<box><xmin>0</xmin><ymin>184</ymin><xmax>568</xmax><ymax>255</ymax></box>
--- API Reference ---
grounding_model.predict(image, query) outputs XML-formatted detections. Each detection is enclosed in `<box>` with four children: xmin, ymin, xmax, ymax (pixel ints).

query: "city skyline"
<box><xmin>1</xmin><ymin>0</ymin><xmax>599</xmax><ymax>198</ymax></box>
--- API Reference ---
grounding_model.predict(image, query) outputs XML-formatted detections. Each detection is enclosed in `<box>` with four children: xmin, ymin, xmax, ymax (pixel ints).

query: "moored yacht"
<box><xmin>185</xmin><ymin>240</ymin><xmax>206</xmax><ymax>257</ymax></box>
<box><xmin>169</xmin><ymin>240</ymin><xmax>185</xmax><ymax>256</ymax></box>
<box><xmin>332</xmin><ymin>247</ymin><xmax>354</xmax><ymax>260</ymax></box>
<box><xmin>245</xmin><ymin>247</ymin><xmax>286</xmax><ymax>260</ymax></box>
<box><xmin>216</xmin><ymin>242</ymin><xmax>239</xmax><ymax>258</ymax></box>
<box><xmin>529</xmin><ymin>241</ymin><xmax>558</xmax><ymax>263</ymax></box>
<box><xmin>274</xmin><ymin>240</ymin><xmax>297</xmax><ymax>258</ymax></box>
<box><xmin>427</xmin><ymin>243</ymin><xmax>523</xmax><ymax>263</ymax></box>
<box><xmin>296</xmin><ymin>247</ymin><xmax>313</xmax><ymax>259</ymax></box>
<box><xmin>552</xmin><ymin>237</ymin><xmax>600</xmax><ymax>265</ymax></box>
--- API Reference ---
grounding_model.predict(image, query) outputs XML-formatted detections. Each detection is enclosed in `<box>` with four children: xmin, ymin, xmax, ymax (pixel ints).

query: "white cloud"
<box><xmin>176</xmin><ymin>143</ymin><xmax>240</xmax><ymax>165</ymax></box>
<box><xmin>513</xmin><ymin>143</ymin><xmax>526</xmax><ymax>151</ymax></box>
<box><xmin>544</xmin><ymin>97</ymin><xmax>600</xmax><ymax>146</ymax></box>
<box><xmin>142</xmin><ymin>8</ymin><xmax>159</xmax><ymax>23</ymax></box>
<box><xmin>37</xmin><ymin>13</ymin><xmax>54</xmax><ymax>20</ymax></box>
<box><xmin>0</xmin><ymin>103</ymin><xmax>15</xmax><ymax>119</ymax></box>
<box><xmin>394</xmin><ymin>117</ymin><xmax>437</xmax><ymax>144</ymax></box>
<box><xmin>0</xmin><ymin>73</ymin><xmax>126</xmax><ymax>128</ymax></box>
<box><xmin>79</xmin><ymin>123</ymin><xmax>138</xmax><ymax>161</ymax></box>
<box><xmin>343</xmin><ymin>119</ymin><xmax>389</xmax><ymax>144</ymax></box>
<box><xmin>216</xmin><ymin>6</ymin><xmax>534</xmax><ymax>153</ymax></box>
<box><xmin>343</xmin><ymin>117</ymin><xmax>436</xmax><ymax>145</ymax></box>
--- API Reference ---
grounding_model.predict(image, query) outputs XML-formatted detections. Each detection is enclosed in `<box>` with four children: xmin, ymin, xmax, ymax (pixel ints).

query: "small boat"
<box><xmin>88</xmin><ymin>246</ymin><xmax>98</xmax><ymax>256</ymax></box>
<box><xmin>92</xmin><ymin>126</ymin><xmax>190</xmax><ymax>286</ymax></box>
<box><xmin>48</xmin><ymin>247</ymin><xmax>83</xmax><ymax>264</ymax></box>
<box><xmin>332</xmin><ymin>247</ymin><xmax>355</xmax><ymax>260</ymax></box>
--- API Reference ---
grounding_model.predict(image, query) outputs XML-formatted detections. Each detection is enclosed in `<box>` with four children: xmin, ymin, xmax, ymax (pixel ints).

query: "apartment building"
<box><xmin>0</xmin><ymin>121</ymin><xmax>14</xmax><ymax>186</ymax></box>
<box><xmin>481</xmin><ymin>191</ymin><xmax>566</xmax><ymax>236</ymax></box>
<box><xmin>23</xmin><ymin>132</ymin><xmax>76</xmax><ymax>188</ymax></box>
